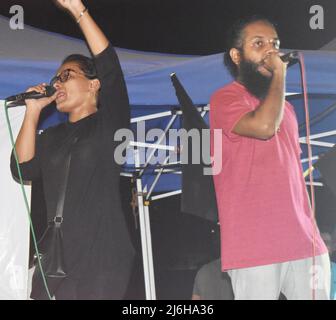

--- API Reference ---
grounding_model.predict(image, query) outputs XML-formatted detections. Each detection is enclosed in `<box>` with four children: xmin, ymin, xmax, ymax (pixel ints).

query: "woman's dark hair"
<box><xmin>62</xmin><ymin>54</ymin><xmax>100</xmax><ymax>106</ymax></box>
<box><xmin>62</xmin><ymin>54</ymin><xmax>97</xmax><ymax>79</ymax></box>
<box><xmin>224</xmin><ymin>15</ymin><xmax>277</xmax><ymax>78</ymax></box>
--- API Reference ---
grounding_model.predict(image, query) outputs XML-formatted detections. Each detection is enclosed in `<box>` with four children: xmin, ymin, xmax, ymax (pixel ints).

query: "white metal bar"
<box><xmin>299</xmin><ymin>130</ymin><xmax>336</xmax><ymax>141</ymax></box>
<box><xmin>151</xmin><ymin>190</ymin><xmax>182</xmax><ymax>201</ymax></box>
<box><xmin>131</xmin><ymin>111</ymin><xmax>174</xmax><ymax>123</ymax></box>
<box><xmin>305</xmin><ymin>182</ymin><xmax>323</xmax><ymax>187</ymax></box>
<box><xmin>134</xmin><ymin>149</ymin><xmax>156</xmax><ymax>300</ymax></box>
<box><xmin>300</xmin><ymin>156</ymin><xmax>319</xmax><ymax>164</ymax></box>
<box><xmin>121</xmin><ymin>168</ymin><xmax>181</xmax><ymax>175</ymax></box>
<box><xmin>130</xmin><ymin>141</ymin><xmax>175</xmax><ymax>151</ymax></box>
<box><xmin>120</xmin><ymin>172</ymin><xmax>133</xmax><ymax>177</ymax></box>
<box><xmin>143</xmin><ymin>203</ymin><xmax>156</xmax><ymax>299</ymax></box>
<box><xmin>153</xmin><ymin>169</ymin><xmax>181</xmax><ymax>174</ymax></box>
<box><xmin>286</xmin><ymin>92</ymin><xmax>301</xmax><ymax>96</ymax></box>
<box><xmin>130</xmin><ymin>105</ymin><xmax>209</xmax><ymax>124</ymax></box>
<box><xmin>299</xmin><ymin>140</ymin><xmax>335</xmax><ymax>148</ymax></box>
<box><xmin>159</xmin><ymin>161</ymin><xmax>181</xmax><ymax>166</ymax></box>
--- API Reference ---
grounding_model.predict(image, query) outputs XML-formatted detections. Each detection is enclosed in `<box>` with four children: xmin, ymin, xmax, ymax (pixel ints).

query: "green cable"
<box><xmin>4</xmin><ymin>101</ymin><xmax>52</xmax><ymax>300</ymax></box>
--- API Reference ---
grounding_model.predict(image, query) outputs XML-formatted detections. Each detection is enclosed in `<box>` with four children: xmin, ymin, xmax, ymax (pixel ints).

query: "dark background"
<box><xmin>4</xmin><ymin>0</ymin><xmax>335</xmax><ymax>299</ymax></box>
<box><xmin>0</xmin><ymin>0</ymin><xmax>335</xmax><ymax>54</ymax></box>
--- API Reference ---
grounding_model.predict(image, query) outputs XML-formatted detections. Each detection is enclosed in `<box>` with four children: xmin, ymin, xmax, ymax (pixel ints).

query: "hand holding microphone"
<box><xmin>262</xmin><ymin>50</ymin><xmax>299</xmax><ymax>75</ymax></box>
<box><xmin>24</xmin><ymin>83</ymin><xmax>57</xmax><ymax>112</ymax></box>
<box><xmin>280</xmin><ymin>51</ymin><xmax>299</xmax><ymax>67</ymax></box>
<box><xmin>6</xmin><ymin>83</ymin><xmax>57</xmax><ymax>110</ymax></box>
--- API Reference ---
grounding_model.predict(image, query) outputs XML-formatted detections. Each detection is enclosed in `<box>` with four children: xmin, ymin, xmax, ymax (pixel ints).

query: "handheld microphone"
<box><xmin>5</xmin><ymin>86</ymin><xmax>56</xmax><ymax>105</ymax></box>
<box><xmin>280</xmin><ymin>51</ymin><xmax>299</xmax><ymax>67</ymax></box>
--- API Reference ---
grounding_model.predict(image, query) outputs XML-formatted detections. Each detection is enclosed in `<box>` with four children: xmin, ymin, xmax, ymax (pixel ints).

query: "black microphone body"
<box><xmin>280</xmin><ymin>51</ymin><xmax>299</xmax><ymax>67</ymax></box>
<box><xmin>6</xmin><ymin>86</ymin><xmax>56</xmax><ymax>104</ymax></box>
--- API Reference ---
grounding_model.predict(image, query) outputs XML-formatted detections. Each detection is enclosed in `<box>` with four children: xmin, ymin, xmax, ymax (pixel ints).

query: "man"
<box><xmin>191</xmin><ymin>259</ymin><xmax>234</xmax><ymax>300</ymax></box>
<box><xmin>210</xmin><ymin>16</ymin><xmax>330</xmax><ymax>300</ymax></box>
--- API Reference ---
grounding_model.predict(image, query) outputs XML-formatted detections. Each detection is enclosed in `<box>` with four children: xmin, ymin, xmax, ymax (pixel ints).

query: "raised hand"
<box><xmin>55</xmin><ymin>0</ymin><xmax>85</xmax><ymax>17</ymax></box>
<box><xmin>56</xmin><ymin>0</ymin><xmax>108</xmax><ymax>56</ymax></box>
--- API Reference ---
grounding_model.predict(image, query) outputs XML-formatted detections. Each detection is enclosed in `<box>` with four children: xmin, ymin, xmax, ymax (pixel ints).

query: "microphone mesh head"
<box><xmin>290</xmin><ymin>51</ymin><xmax>299</xmax><ymax>59</ymax></box>
<box><xmin>45</xmin><ymin>86</ymin><xmax>56</xmax><ymax>96</ymax></box>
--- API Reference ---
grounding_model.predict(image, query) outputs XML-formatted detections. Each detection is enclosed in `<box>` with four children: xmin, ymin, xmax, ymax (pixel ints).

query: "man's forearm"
<box><xmin>254</xmin><ymin>70</ymin><xmax>286</xmax><ymax>135</ymax></box>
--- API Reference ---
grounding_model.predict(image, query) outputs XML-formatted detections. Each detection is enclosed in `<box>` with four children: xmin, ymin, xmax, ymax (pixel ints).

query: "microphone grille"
<box><xmin>45</xmin><ymin>86</ymin><xmax>56</xmax><ymax>96</ymax></box>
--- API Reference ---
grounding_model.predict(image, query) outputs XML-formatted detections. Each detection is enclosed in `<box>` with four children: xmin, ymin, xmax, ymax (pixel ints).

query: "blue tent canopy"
<box><xmin>2</xmin><ymin>48</ymin><xmax>336</xmax><ymax>104</ymax></box>
<box><xmin>1</xmin><ymin>15</ymin><xmax>336</xmax><ymax>191</ymax></box>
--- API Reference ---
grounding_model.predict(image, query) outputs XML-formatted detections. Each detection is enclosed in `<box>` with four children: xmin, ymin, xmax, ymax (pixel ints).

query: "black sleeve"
<box><xmin>93</xmin><ymin>44</ymin><xmax>130</xmax><ymax>131</ymax></box>
<box><xmin>10</xmin><ymin>133</ymin><xmax>42</xmax><ymax>182</ymax></box>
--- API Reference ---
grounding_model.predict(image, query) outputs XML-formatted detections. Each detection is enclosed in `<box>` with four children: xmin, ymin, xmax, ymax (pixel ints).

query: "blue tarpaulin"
<box><xmin>1</xmin><ymin>15</ymin><xmax>336</xmax><ymax>191</ymax></box>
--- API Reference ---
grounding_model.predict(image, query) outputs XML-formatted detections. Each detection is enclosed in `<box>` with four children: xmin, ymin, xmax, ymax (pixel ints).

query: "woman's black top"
<box><xmin>11</xmin><ymin>44</ymin><xmax>135</xmax><ymax>299</ymax></box>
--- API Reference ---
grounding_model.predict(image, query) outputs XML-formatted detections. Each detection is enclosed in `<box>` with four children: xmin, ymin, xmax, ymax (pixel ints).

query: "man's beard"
<box><xmin>237</xmin><ymin>58</ymin><xmax>272</xmax><ymax>100</ymax></box>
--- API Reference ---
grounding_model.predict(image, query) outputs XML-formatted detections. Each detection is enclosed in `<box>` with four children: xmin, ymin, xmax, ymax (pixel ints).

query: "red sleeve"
<box><xmin>286</xmin><ymin>101</ymin><xmax>302</xmax><ymax>154</ymax></box>
<box><xmin>210</xmin><ymin>89</ymin><xmax>253</xmax><ymax>141</ymax></box>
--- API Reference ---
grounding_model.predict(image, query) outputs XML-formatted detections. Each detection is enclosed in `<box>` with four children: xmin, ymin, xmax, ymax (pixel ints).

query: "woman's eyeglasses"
<box><xmin>50</xmin><ymin>68</ymin><xmax>87</xmax><ymax>87</ymax></box>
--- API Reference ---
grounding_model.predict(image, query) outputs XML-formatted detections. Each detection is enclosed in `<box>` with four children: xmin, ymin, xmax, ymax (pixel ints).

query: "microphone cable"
<box><xmin>4</xmin><ymin>101</ymin><xmax>52</xmax><ymax>300</ymax></box>
<box><xmin>298</xmin><ymin>52</ymin><xmax>318</xmax><ymax>300</ymax></box>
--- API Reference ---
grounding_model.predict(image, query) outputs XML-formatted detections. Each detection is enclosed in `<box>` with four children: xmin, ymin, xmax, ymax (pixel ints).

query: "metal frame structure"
<box><xmin>122</xmin><ymin>106</ymin><xmax>209</xmax><ymax>299</ymax></box>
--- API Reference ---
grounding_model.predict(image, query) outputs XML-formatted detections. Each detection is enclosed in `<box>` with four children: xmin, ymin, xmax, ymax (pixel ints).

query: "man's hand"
<box><xmin>262</xmin><ymin>51</ymin><xmax>287</xmax><ymax>75</ymax></box>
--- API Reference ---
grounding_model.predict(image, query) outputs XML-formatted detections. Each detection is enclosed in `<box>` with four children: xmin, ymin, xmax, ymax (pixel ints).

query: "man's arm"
<box><xmin>233</xmin><ymin>53</ymin><xmax>287</xmax><ymax>140</ymax></box>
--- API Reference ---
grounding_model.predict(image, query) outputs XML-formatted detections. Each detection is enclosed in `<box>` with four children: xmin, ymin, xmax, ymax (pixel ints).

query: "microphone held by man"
<box><xmin>280</xmin><ymin>51</ymin><xmax>299</xmax><ymax>67</ymax></box>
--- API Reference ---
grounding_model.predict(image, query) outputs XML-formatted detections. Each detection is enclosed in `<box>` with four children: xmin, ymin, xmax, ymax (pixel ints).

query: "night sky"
<box><xmin>0</xmin><ymin>0</ymin><xmax>335</xmax><ymax>54</ymax></box>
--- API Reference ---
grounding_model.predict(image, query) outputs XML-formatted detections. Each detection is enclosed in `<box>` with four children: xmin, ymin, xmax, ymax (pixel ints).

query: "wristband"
<box><xmin>76</xmin><ymin>7</ymin><xmax>88</xmax><ymax>24</ymax></box>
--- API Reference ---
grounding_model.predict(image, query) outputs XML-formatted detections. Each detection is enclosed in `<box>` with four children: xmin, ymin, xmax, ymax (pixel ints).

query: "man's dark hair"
<box><xmin>224</xmin><ymin>15</ymin><xmax>277</xmax><ymax>78</ymax></box>
<box><xmin>62</xmin><ymin>54</ymin><xmax>97</xmax><ymax>79</ymax></box>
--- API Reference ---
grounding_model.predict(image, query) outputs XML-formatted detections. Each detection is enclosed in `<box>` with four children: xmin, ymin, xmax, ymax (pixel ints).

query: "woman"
<box><xmin>10</xmin><ymin>0</ymin><xmax>135</xmax><ymax>299</ymax></box>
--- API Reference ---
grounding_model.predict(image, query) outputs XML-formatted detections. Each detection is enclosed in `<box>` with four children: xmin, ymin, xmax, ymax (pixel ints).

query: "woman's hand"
<box><xmin>56</xmin><ymin>0</ymin><xmax>108</xmax><ymax>56</ymax></box>
<box><xmin>25</xmin><ymin>83</ymin><xmax>57</xmax><ymax>113</ymax></box>
<box><xmin>55</xmin><ymin>0</ymin><xmax>86</xmax><ymax>17</ymax></box>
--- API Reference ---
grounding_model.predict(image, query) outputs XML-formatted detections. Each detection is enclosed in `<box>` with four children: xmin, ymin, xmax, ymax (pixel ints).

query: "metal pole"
<box><xmin>134</xmin><ymin>149</ymin><xmax>156</xmax><ymax>300</ymax></box>
<box><xmin>143</xmin><ymin>202</ymin><xmax>156</xmax><ymax>298</ymax></box>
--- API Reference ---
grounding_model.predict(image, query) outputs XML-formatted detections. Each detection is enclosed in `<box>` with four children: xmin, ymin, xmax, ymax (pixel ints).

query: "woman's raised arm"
<box><xmin>55</xmin><ymin>0</ymin><xmax>109</xmax><ymax>56</ymax></box>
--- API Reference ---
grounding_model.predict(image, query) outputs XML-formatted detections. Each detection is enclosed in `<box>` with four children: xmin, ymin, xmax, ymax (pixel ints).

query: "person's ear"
<box><xmin>89</xmin><ymin>79</ymin><xmax>101</xmax><ymax>92</ymax></box>
<box><xmin>230</xmin><ymin>48</ymin><xmax>241</xmax><ymax>66</ymax></box>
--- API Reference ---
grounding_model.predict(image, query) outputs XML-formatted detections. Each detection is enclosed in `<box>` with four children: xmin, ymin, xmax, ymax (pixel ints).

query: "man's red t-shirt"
<box><xmin>210</xmin><ymin>81</ymin><xmax>327</xmax><ymax>270</ymax></box>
